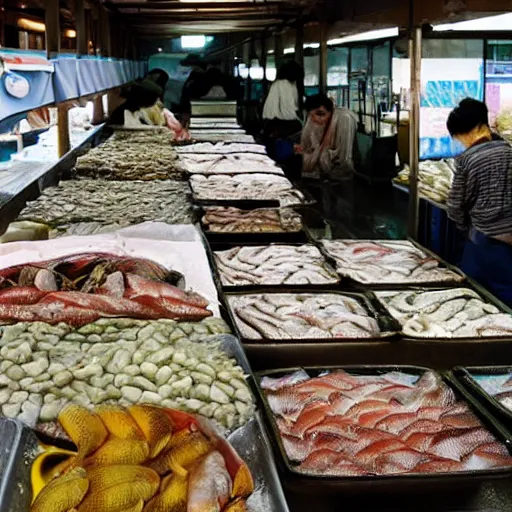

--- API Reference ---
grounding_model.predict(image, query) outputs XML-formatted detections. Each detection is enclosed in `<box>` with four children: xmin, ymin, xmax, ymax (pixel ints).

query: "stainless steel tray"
<box><xmin>0</xmin><ymin>418</ymin><xmax>39</xmax><ymax>512</ymax></box>
<box><xmin>195</xmin><ymin>337</ymin><xmax>290</xmax><ymax>510</ymax></box>
<box><xmin>191</xmin><ymin>101</ymin><xmax>237</xmax><ymax>117</ymax></box>
<box><xmin>190</xmin><ymin>123</ymin><xmax>242</xmax><ymax>130</ymax></box>
<box><xmin>190</xmin><ymin>133</ymin><xmax>256</xmax><ymax>144</ymax></box>
<box><xmin>229</xmin><ymin>413</ymin><xmax>290</xmax><ymax>512</ymax></box>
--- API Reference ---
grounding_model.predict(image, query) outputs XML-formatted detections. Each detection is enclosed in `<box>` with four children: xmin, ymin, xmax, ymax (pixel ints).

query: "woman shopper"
<box><xmin>447</xmin><ymin>98</ymin><xmax>512</xmax><ymax>306</ymax></box>
<box><xmin>299</xmin><ymin>93</ymin><xmax>358</xmax><ymax>181</ymax></box>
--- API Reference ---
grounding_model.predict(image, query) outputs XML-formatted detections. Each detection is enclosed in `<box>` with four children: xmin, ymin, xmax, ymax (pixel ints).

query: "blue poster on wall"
<box><xmin>420</xmin><ymin>64</ymin><xmax>484</xmax><ymax>160</ymax></box>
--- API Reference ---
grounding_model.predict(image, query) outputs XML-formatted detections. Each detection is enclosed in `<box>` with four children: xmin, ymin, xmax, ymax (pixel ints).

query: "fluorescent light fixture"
<box><xmin>433</xmin><ymin>13</ymin><xmax>512</xmax><ymax>31</ymax></box>
<box><xmin>267</xmin><ymin>49</ymin><xmax>275</xmax><ymax>54</ymax></box>
<box><xmin>328</xmin><ymin>27</ymin><xmax>399</xmax><ymax>46</ymax></box>
<box><xmin>17</xmin><ymin>18</ymin><xmax>45</xmax><ymax>33</ymax></box>
<box><xmin>284</xmin><ymin>43</ymin><xmax>319</xmax><ymax>54</ymax></box>
<box><xmin>238</xmin><ymin>63</ymin><xmax>249</xmax><ymax>79</ymax></box>
<box><xmin>250</xmin><ymin>66</ymin><xmax>264</xmax><ymax>80</ymax></box>
<box><xmin>181</xmin><ymin>35</ymin><xmax>206</xmax><ymax>49</ymax></box>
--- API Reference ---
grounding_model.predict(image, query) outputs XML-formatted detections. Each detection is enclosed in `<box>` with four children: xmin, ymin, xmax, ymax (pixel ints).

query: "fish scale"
<box><xmin>266</xmin><ymin>369</ymin><xmax>512</xmax><ymax>476</ymax></box>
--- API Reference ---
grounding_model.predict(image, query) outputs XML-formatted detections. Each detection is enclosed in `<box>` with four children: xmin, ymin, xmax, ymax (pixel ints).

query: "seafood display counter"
<box><xmin>1</xmin><ymin>113</ymin><xmax>512</xmax><ymax>512</ymax></box>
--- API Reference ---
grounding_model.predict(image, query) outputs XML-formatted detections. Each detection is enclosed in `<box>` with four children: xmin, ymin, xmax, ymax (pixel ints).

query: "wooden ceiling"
<box><xmin>102</xmin><ymin>0</ymin><xmax>319</xmax><ymax>37</ymax></box>
<box><xmin>4</xmin><ymin>0</ymin><xmax>512</xmax><ymax>42</ymax></box>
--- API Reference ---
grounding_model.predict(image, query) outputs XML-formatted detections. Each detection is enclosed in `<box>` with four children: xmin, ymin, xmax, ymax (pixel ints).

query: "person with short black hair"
<box><xmin>447</xmin><ymin>97</ymin><xmax>512</xmax><ymax>306</ymax></box>
<box><xmin>298</xmin><ymin>93</ymin><xmax>358</xmax><ymax>181</ymax></box>
<box><xmin>262</xmin><ymin>60</ymin><xmax>305</xmax><ymax>164</ymax></box>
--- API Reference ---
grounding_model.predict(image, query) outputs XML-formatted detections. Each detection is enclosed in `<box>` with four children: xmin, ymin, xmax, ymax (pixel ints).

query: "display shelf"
<box><xmin>0</xmin><ymin>49</ymin><xmax>146</xmax><ymax>132</ymax></box>
<box><xmin>393</xmin><ymin>182</ymin><xmax>465</xmax><ymax>265</ymax></box>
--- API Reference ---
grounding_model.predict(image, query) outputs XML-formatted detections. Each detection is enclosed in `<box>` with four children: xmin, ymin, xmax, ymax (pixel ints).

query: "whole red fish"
<box><xmin>0</xmin><ymin>287</ymin><xmax>47</xmax><ymax>305</ymax></box>
<box><xmin>123</xmin><ymin>273</ymin><xmax>209</xmax><ymax>308</ymax></box>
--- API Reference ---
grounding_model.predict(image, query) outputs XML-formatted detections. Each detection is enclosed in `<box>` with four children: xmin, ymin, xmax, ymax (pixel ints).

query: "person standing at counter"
<box><xmin>299</xmin><ymin>94</ymin><xmax>358</xmax><ymax>181</ymax></box>
<box><xmin>447</xmin><ymin>98</ymin><xmax>512</xmax><ymax>306</ymax></box>
<box><xmin>262</xmin><ymin>61</ymin><xmax>304</xmax><ymax>163</ymax></box>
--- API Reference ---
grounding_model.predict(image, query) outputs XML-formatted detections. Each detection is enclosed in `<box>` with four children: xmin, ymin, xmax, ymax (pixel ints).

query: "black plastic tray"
<box><xmin>197</xmin><ymin>205</ymin><xmax>309</xmax><ymax>245</ymax></box>
<box><xmin>315</xmin><ymin>238</ymin><xmax>466</xmax><ymax>290</ymax></box>
<box><xmin>223</xmin><ymin>288</ymin><xmax>400</xmax><ymax>345</ymax></box>
<box><xmin>452</xmin><ymin>366</ymin><xmax>512</xmax><ymax>430</ymax></box>
<box><xmin>378</xmin><ymin>280</ymin><xmax>512</xmax><ymax>344</ymax></box>
<box><xmin>188</xmin><ymin>180</ymin><xmax>315</xmax><ymax>209</ymax></box>
<box><xmin>206</xmin><ymin>241</ymin><xmax>341</xmax><ymax>292</ymax></box>
<box><xmin>254</xmin><ymin>365</ymin><xmax>512</xmax><ymax>493</ymax></box>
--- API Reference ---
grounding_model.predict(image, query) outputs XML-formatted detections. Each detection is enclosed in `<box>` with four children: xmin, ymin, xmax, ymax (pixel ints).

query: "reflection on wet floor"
<box><xmin>299</xmin><ymin>177</ymin><xmax>408</xmax><ymax>241</ymax></box>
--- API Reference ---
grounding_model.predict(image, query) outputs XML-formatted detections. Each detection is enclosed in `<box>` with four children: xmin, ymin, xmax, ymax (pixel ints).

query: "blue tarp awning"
<box><xmin>0</xmin><ymin>49</ymin><xmax>146</xmax><ymax>133</ymax></box>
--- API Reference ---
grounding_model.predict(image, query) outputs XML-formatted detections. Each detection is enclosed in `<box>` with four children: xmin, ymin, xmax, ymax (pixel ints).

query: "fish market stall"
<box><xmin>3</xmin><ymin>99</ymin><xmax>512</xmax><ymax>512</ymax></box>
<box><xmin>0</xmin><ymin>225</ymin><xmax>290</xmax><ymax>510</ymax></box>
<box><xmin>394</xmin><ymin>160</ymin><xmax>455</xmax><ymax>205</ymax></box>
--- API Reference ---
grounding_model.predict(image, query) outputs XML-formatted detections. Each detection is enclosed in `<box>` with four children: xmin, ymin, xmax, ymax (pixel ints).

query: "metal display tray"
<box><xmin>229</xmin><ymin>413</ymin><xmax>290</xmax><ymax>512</ymax></box>
<box><xmin>191</xmin><ymin>101</ymin><xmax>238</xmax><ymax>117</ymax></box>
<box><xmin>174</xmin><ymin>142</ymin><xmax>268</xmax><ymax>156</ymax></box>
<box><xmin>189</xmin><ymin>123</ymin><xmax>243</xmax><ymax>130</ymax></box>
<box><xmin>190</xmin><ymin>128</ymin><xmax>247</xmax><ymax>135</ymax></box>
<box><xmin>0</xmin><ymin>418</ymin><xmax>39</xmax><ymax>512</ymax></box>
<box><xmin>192</xmin><ymin>117</ymin><xmax>238</xmax><ymax>124</ymax></box>
<box><xmin>223</xmin><ymin>288</ymin><xmax>400</xmax><ymax>345</ymax></box>
<box><xmin>197</xmin><ymin>205</ymin><xmax>309</xmax><ymax>245</ymax></box>
<box><xmin>205</xmin><ymin>241</ymin><xmax>342</xmax><ymax>293</ymax></box>
<box><xmin>189</xmin><ymin>187</ymin><xmax>315</xmax><ymax>209</ymax></box>
<box><xmin>190</xmin><ymin>185</ymin><xmax>280</xmax><ymax>208</ymax></box>
<box><xmin>315</xmin><ymin>238</ymin><xmax>466</xmax><ymax>290</ymax></box>
<box><xmin>254</xmin><ymin>365</ymin><xmax>512</xmax><ymax>493</ymax></box>
<box><xmin>452</xmin><ymin>366</ymin><xmax>512</xmax><ymax>430</ymax></box>
<box><xmin>190</xmin><ymin>134</ymin><xmax>256</xmax><ymax>144</ymax></box>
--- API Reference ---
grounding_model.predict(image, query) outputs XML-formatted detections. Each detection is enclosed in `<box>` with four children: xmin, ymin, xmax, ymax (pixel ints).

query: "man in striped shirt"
<box><xmin>447</xmin><ymin>98</ymin><xmax>512</xmax><ymax>306</ymax></box>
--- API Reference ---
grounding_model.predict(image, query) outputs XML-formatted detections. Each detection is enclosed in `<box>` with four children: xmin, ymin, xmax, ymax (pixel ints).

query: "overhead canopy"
<box><xmin>105</xmin><ymin>0</ymin><xmax>314</xmax><ymax>37</ymax></box>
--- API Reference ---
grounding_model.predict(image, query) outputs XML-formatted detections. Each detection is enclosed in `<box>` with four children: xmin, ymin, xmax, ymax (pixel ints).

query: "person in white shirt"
<box><xmin>262</xmin><ymin>61</ymin><xmax>304</xmax><ymax>162</ymax></box>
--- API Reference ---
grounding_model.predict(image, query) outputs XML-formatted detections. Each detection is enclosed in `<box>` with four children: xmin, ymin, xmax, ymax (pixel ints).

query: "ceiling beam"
<box><xmin>124</xmin><ymin>12</ymin><xmax>294</xmax><ymax>21</ymax></box>
<box><xmin>106</xmin><ymin>1</ymin><xmax>286</xmax><ymax>10</ymax></box>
